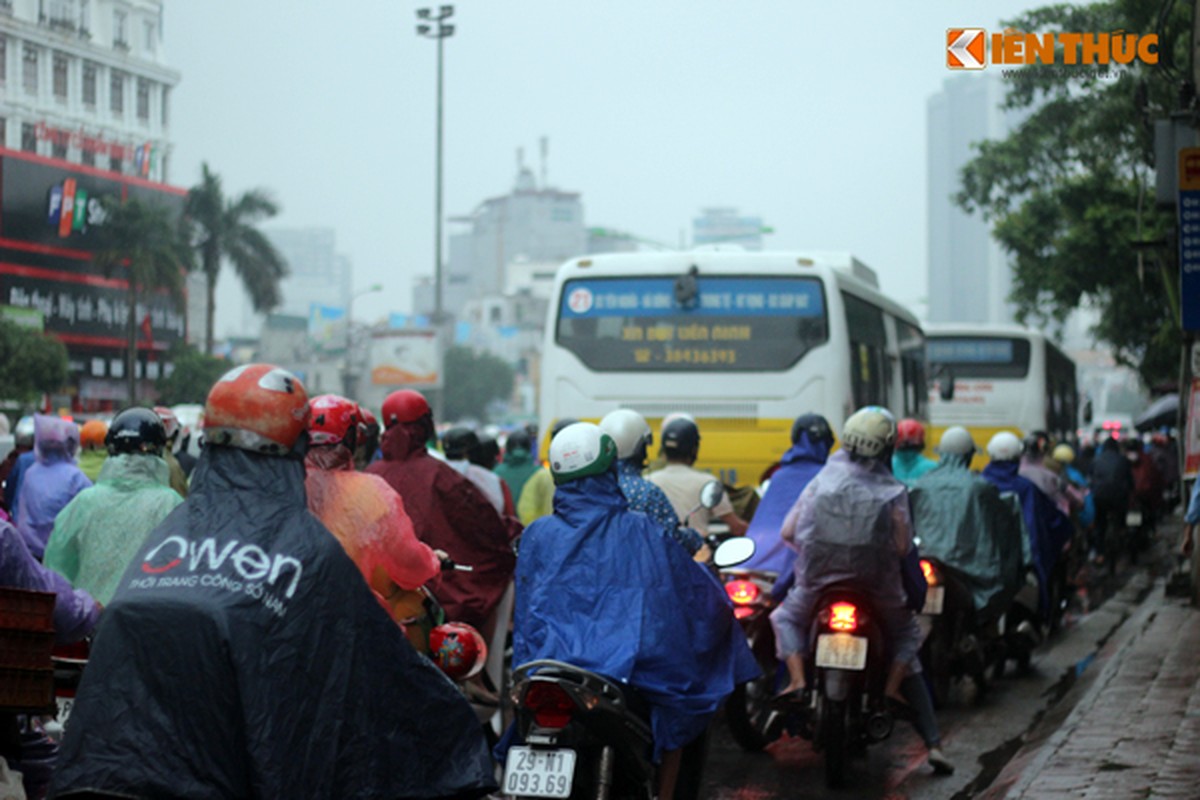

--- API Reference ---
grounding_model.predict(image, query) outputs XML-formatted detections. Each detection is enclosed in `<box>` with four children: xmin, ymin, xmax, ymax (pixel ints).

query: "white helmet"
<box><xmin>986</xmin><ymin>431</ymin><xmax>1024</xmax><ymax>461</ymax></box>
<box><xmin>841</xmin><ymin>406</ymin><xmax>896</xmax><ymax>459</ymax></box>
<box><xmin>599</xmin><ymin>409</ymin><xmax>652</xmax><ymax>460</ymax></box>
<box><xmin>549</xmin><ymin>422</ymin><xmax>618</xmax><ymax>485</ymax></box>
<box><xmin>937</xmin><ymin>426</ymin><xmax>976</xmax><ymax>457</ymax></box>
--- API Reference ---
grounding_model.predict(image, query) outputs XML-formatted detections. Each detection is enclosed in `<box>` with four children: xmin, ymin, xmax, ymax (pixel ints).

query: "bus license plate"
<box><xmin>922</xmin><ymin>585</ymin><xmax>945</xmax><ymax>615</ymax></box>
<box><xmin>1126</xmin><ymin>510</ymin><xmax>1143</xmax><ymax>526</ymax></box>
<box><xmin>815</xmin><ymin>633</ymin><xmax>868</xmax><ymax>670</ymax></box>
<box><xmin>503</xmin><ymin>746</ymin><xmax>575</xmax><ymax>798</ymax></box>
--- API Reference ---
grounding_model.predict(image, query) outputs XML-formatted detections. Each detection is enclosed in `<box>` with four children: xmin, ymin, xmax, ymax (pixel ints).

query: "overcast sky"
<box><xmin>164</xmin><ymin>0</ymin><xmax>1051</xmax><ymax>337</ymax></box>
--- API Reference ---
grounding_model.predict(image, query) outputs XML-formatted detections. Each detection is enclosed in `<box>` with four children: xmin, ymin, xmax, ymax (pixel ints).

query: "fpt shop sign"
<box><xmin>0</xmin><ymin>155</ymin><xmax>122</xmax><ymax>247</ymax></box>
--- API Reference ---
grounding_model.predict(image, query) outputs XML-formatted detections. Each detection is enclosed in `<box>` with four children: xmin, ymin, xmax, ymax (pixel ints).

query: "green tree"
<box><xmin>186</xmin><ymin>163</ymin><xmax>288</xmax><ymax>355</ymax></box>
<box><xmin>0</xmin><ymin>318</ymin><xmax>69</xmax><ymax>404</ymax></box>
<box><xmin>956</xmin><ymin>0</ymin><xmax>1188</xmax><ymax>386</ymax></box>
<box><xmin>155</xmin><ymin>343</ymin><xmax>229</xmax><ymax>405</ymax></box>
<box><xmin>92</xmin><ymin>198</ymin><xmax>192</xmax><ymax>404</ymax></box>
<box><xmin>443</xmin><ymin>345</ymin><xmax>515</xmax><ymax>422</ymax></box>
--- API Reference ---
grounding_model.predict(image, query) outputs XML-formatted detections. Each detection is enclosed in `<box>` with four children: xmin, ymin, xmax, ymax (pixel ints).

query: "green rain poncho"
<box><xmin>44</xmin><ymin>453</ymin><xmax>183</xmax><ymax>604</ymax></box>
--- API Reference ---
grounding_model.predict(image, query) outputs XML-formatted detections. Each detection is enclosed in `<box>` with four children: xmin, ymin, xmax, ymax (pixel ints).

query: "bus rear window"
<box><xmin>556</xmin><ymin>276</ymin><xmax>828</xmax><ymax>371</ymax></box>
<box><xmin>926</xmin><ymin>337</ymin><xmax>1031</xmax><ymax>379</ymax></box>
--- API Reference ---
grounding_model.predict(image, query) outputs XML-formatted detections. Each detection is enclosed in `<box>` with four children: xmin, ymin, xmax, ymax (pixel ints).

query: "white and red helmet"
<box><xmin>307</xmin><ymin>394</ymin><xmax>360</xmax><ymax>447</ymax></box>
<box><xmin>202</xmin><ymin>364</ymin><xmax>309</xmax><ymax>455</ymax></box>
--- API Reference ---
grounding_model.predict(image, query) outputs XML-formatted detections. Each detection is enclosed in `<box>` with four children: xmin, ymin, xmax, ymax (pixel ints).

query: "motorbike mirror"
<box><xmin>713</xmin><ymin>537</ymin><xmax>755</xmax><ymax>569</ymax></box>
<box><xmin>699</xmin><ymin>480</ymin><xmax>724</xmax><ymax>510</ymax></box>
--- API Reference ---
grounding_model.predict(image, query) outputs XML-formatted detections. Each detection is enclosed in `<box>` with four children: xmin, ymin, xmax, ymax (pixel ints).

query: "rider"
<box><xmin>441</xmin><ymin>426</ymin><xmax>511</xmax><ymax>515</ymax></box>
<box><xmin>648</xmin><ymin>416</ymin><xmax>748</xmax><ymax>536</ymax></box>
<box><xmin>78</xmin><ymin>418</ymin><xmax>109</xmax><ymax>482</ymax></box>
<box><xmin>599</xmin><ymin>408</ymin><xmax>704</xmax><ymax>555</ymax></box>
<box><xmin>1020</xmin><ymin>431</ymin><xmax>1074</xmax><ymax>515</ymax></box>
<box><xmin>303</xmin><ymin>393</ymin><xmax>442</xmax><ymax>622</ymax></box>
<box><xmin>740</xmin><ymin>413</ymin><xmax>834</xmax><ymax>583</ymax></box>
<box><xmin>14</xmin><ymin>415</ymin><xmax>91</xmax><ymax>560</ymax></box>
<box><xmin>1086</xmin><ymin>435</ymin><xmax>1133</xmax><ymax>565</ymax></box>
<box><xmin>516</xmin><ymin>418</ymin><xmax>577</xmax><ymax>524</ymax></box>
<box><xmin>493</xmin><ymin>429</ymin><xmax>546</xmax><ymax>526</ymax></box>
<box><xmin>769</xmin><ymin>407</ymin><xmax>954</xmax><ymax>776</ymax></box>
<box><xmin>354</xmin><ymin>406</ymin><xmax>381</xmax><ymax>470</ymax></box>
<box><xmin>513</xmin><ymin>422</ymin><xmax>757</xmax><ymax>800</ymax></box>
<box><xmin>50</xmin><ymin>364</ymin><xmax>497</xmax><ymax>800</ymax></box>
<box><xmin>154</xmin><ymin>406</ymin><xmax>190</xmax><ymax>497</ymax></box>
<box><xmin>43</xmin><ymin>408</ymin><xmax>184</xmax><ymax>605</ymax></box>
<box><xmin>365</xmin><ymin>389</ymin><xmax>519</xmax><ymax>629</ymax></box>
<box><xmin>892</xmin><ymin>418</ymin><xmax>937</xmax><ymax>485</ymax></box>
<box><xmin>0</xmin><ymin>416</ymin><xmax>34</xmax><ymax>514</ymax></box>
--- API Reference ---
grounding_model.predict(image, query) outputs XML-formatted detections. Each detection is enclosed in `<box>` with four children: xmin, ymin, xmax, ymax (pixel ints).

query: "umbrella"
<box><xmin>1134</xmin><ymin>393</ymin><xmax>1180</xmax><ymax>432</ymax></box>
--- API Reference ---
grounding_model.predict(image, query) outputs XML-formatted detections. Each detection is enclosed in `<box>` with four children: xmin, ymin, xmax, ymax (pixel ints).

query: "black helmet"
<box><xmin>1023</xmin><ymin>430</ymin><xmax>1051</xmax><ymax>458</ymax></box>
<box><xmin>441</xmin><ymin>426</ymin><xmax>480</xmax><ymax>460</ymax></box>
<box><xmin>661</xmin><ymin>417</ymin><xmax>700</xmax><ymax>460</ymax></box>
<box><xmin>791</xmin><ymin>413</ymin><xmax>834</xmax><ymax>449</ymax></box>
<box><xmin>106</xmin><ymin>407</ymin><xmax>167</xmax><ymax>456</ymax></box>
<box><xmin>504</xmin><ymin>430</ymin><xmax>532</xmax><ymax>454</ymax></box>
<box><xmin>469</xmin><ymin>434</ymin><xmax>500</xmax><ymax>469</ymax></box>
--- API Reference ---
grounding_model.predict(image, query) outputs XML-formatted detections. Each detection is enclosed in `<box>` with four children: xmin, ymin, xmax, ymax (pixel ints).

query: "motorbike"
<box><xmin>504</xmin><ymin>536</ymin><xmax>754</xmax><ymax>800</ymax></box>
<box><xmin>42</xmin><ymin>638</ymin><xmax>91</xmax><ymax>743</ymax></box>
<box><xmin>720</xmin><ymin>566</ymin><xmax>784</xmax><ymax>751</ymax></box>
<box><xmin>916</xmin><ymin>558</ymin><xmax>992</xmax><ymax>706</ymax></box>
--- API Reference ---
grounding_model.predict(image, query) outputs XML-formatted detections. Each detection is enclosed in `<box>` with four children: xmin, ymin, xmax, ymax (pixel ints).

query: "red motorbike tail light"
<box><xmin>920</xmin><ymin>559</ymin><xmax>939</xmax><ymax>586</ymax></box>
<box><xmin>524</xmin><ymin>682</ymin><xmax>575</xmax><ymax>729</ymax></box>
<box><xmin>725</xmin><ymin>579</ymin><xmax>760</xmax><ymax>606</ymax></box>
<box><xmin>734</xmin><ymin>606</ymin><xmax>755</xmax><ymax>621</ymax></box>
<box><xmin>829</xmin><ymin>602</ymin><xmax>858</xmax><ymax>632</ymax></box>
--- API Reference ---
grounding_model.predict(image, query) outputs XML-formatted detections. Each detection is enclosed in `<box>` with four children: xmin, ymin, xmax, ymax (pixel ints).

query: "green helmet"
<box><xmin>549</xmin><ymin>422</ymin><xmax>618</xmax><ymax>485</ymax></box>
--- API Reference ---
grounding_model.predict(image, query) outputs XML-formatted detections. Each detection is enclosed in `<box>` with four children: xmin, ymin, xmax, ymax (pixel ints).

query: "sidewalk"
<box><xmin>982</xmin><ymin>578</ymin><xmax>1200</xmax><ymax>799</ymax></box>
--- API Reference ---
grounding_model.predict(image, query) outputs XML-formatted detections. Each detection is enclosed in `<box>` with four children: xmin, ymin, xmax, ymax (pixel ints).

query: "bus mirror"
<box><xmin>939</xmin><ymin>371</ymin><xmax>956</xmax><ymax>401</ymax></box>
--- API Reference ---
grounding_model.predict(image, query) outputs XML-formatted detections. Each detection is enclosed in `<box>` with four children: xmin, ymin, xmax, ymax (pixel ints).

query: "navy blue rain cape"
<box><xmin>512</xmin><ymin>471</ymin><xmax>758</xmax><ymax>758</ymax></box>
<box><xmin>741</xmin><ymin>433</ymin><xmax>829</xmax><ymax>580</ymax></box>
<box><xmin>50</xmin><ymin>446</ymin><xmax>496</xmax><ymax>800</ymax></box>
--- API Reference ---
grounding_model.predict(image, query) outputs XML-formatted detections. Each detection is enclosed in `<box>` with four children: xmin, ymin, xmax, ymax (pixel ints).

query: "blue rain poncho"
<box><xmin>741</xmin><ymin>432</ymin><xmax>830</xmax><ymax>578</ymax></box>
<box><xmin>43</xmin><ymin>453</ymin><xmax>183</xmax><ymax>605</ymax></box>
<box><xmin>909</xmin><ymin>455</ymin><xmax>1026</xmax><ymax>621</ymax></box>
<box><xmin>15</xmin><ymin>415</ymin><xmax>91</xmax><ymax>559</ymax></box>
<box><xmin>513</xmin><ymin>470</ymin><xmax>758</xmax><ymax>758</ymax></box>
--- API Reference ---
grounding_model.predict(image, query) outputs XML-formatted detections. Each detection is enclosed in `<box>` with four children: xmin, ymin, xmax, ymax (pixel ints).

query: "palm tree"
<box><xmin>186</xmin><ymin>163</ymin><xmax>288</xmax><ymax>354</ymax></box>
<box><xmin>92</xmin><ymin>198</ymin><xmax>193</xmax><ymax>404</ymax></box>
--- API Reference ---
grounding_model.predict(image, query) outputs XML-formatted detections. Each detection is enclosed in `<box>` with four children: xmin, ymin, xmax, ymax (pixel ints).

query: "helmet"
<box><xmin>841</xmin><ymin>406</ymin><xmax>896</xmax><ymax>459</ymax></box>
<box><xmin>599</xmin><ymin>409</ymin><xmax>653</xmax><ymax>460</ymax></box>
<box><xmin>153</xmin><ymin>406</ymin><xmax>181</xmax><ymax>441</ymax></box>
<box><xmin>106</xmin><ymin>407</ymin><xmax>167</xmax><ymax>456</ymax></box>
<box><xmin>381</xmin><ymin>390</ymin><xmax>430</xmax><ymax>428</ymax></box>
<box><xmin>791</xmin><ymin>413</ymin><xmax>834</xmax><ymax>449</ymax></box>
<box><xmin>661</xmin><ymin>417</ymin><xmax>701</xmax><ymax>459</ymax></box>
<box><xmin>308</xmin><ymin>394</ymin><xmax>360</xmax><ymax>448</ymax></box>
<box><xmin>896</xmin><ymin>418</ymin><xmax>926</xmax><ymax>450</ymax></box>
<box><xmin>13</xmin><ymin>416</ymin><xmax>35</xmax><ymax>448</ymax></box>
<box><xmin>986</xmin><ymin>431</ymin><xmax>1024</xmax><ymax>461</ymax></box>
<box><xmin>937</xmin><ymin>426</ymin><xmax>976</xmax><ymax>457</ymax></box>
<box><xmin>504</xmin><ymin>429</ymin><xmax>532</xmax><ymax>454</ymax></box>
<box><xmin>428</xmin><ymin>622</ymin><xmax>487</xmax><ymax>680</ymax></box>
<box><xmin>441</xmin><ymin>427</ymin><xmax>480</xmax><ymax>460</ymax></box>
<box><xmin>549</xmin><ymin>422</ymin><xmax>618</xmax><ymax>485</ymax></box>
<box><xmin>1052</xmin><ymin>444</ymin><xmax>1075</xmax><ymax>464</ymax></box>
<box><xmin>1023</xmin><ymin>431</ymin><xmax>1051</xmax><ymax>458</ymax></box>
<box><xmin>202</xmin><ymin>364</ymin><xmax>309</xmax><ymax>455</ymax></box>
<box><xmin>80</xmin><ymin>419</ymin><xmax>109</xmax><ymax>450</ymax></box>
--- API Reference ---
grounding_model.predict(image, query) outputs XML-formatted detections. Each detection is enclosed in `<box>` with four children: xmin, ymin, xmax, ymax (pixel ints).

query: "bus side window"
<box><xmin>842</xmin><ymin>292</ymin><xmax>888</xmax><ymax>409</ymax></box>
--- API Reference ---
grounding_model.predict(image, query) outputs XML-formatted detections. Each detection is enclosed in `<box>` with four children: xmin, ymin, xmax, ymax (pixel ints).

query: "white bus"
<box><xmin>537</xmin><ymin>249</ymin><xmax>926</xmax><ymax>486</ymax></box>
<box><xmin>925</xmin><ymin>323</ymin><xmax>1078</xmax><ymax>465</ymax></box>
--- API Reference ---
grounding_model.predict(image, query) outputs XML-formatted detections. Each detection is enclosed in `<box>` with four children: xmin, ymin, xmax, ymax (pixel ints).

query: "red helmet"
<box><xmin>381</xmin><ymin>390</ymin><xmax>430</xmax><ymax>429</ymax></box>
<box><xmin>153</xmin><ymin>406</ymin><xmax>181</xmax><ymax>441</ymax></box>
<box><xmin>358</xmin><ymin>406</ymin><xmax>378</xmax><ymax>429</ymax></box>
<box><xmin>895</xmin><ymin>418</ymin><xmax>926</xmax><ymax>450</ymax></box>
<box><xmin>203</xmin><ymin>364</ymin><xmax>309</xmax><ymax>455</ymax></box>
<box><xmin>307</xmin><ymin>394</ymin><xmax>360</xmax><ymax>447</ymax></box>
<box><xmin>428</xmin><ymin>622</ymin><xmax>487</xmax><ymax>680</ymax></box>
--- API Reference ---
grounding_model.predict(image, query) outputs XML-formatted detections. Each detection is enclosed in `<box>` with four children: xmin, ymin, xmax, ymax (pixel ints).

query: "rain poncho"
<box><xmin>893</xmin><ymin>449</ymin><xmax>937</xmax><ymax>486</ymax></box>
<box><xmin>910</xmin><ymin>456</ymin><xmax>1026</xmax><ymax>621</ymax></box>
<box><xmin>43</xmin><ymin>453</ymin><xmax>183</xmax><ymax>605</ymax></box>
<box><xmin>494</xmin><ymin>448</ymin><xmax>540</xmax><ymax>509</ymax></box>
<box><xmin>77</xmin><ymin>448</ymin><xmax>107</xmax><ymax>482</ymax></box>
<box><xmin>15</xmin><ymin>416</ymin><xmax>91</xmax><ymax>560</ymax></box>
<box><xmin>305</xmin><ymin>446</ymin><xmax>441</xmax><ymax>619</ymax></box>
<box><xmin>981</xmin><ymin>460</ymin><xmax>1072</xmax><ymax>619</ymax></box>
<box><xmin>513</xmin><ymin>471</ymin><xmax>758</xmax><ymax>758</ymax></box>
<box><xmin>367</xmin><ymin>423</ymin><xmax>519</xmax><ymax>628</ymax></box>
<box><xmin>50</xmin><ymin>445</ymin><xmax>497</xmax><ymax>800</ymax></box>
<box><xmin>0</xmin><ymin>518</ymin><xmax>99</xmax><ymax>644</ymax></box>
<box><xmin>742</xmin><ymin>432</ymin><xmax>830</xmax><ymax>577</ymax></box>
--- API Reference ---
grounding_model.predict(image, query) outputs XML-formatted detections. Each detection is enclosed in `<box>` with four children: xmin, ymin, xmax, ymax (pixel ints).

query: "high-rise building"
<box><xmin>692</xmin><ymin>207</ymin><xmax>765</xmax><ymax>250</ymax></box>
<box><xmin>266</xmin><ymin>227</ymin><xmax>352</xmax><ymax>319</ymax></box>
<box><xmin>927</xmin><ymin>74</ymin><xmax>1020</xmax><ymax>324</ymax></box>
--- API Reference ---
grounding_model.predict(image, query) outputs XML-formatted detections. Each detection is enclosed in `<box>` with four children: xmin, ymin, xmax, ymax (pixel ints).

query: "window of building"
<box><xmin>0</xmin><ymin>118</ymin><xmax>6</xmax><ymax>149</ymax></box>
<box><xmin>110</xmin><ymin>70</ymin><xmax>123</xmax><ymax>115</ymax></box>
<box><xmin>161</xmin><ymin>87</ymin><xmax>168</xmax><ymax>126</ymax></box>
<box><xmin>143</xmin><ymin>18</ymin><xmax>154</xmax><ymax>53</ymax></box>
<box><xmin>112</xmin><ymin>8</ymin><xmax>128</xmax><ymax>49</ymax></box>
<box><xmin>22</xmin><ymin>122</ymin><xmax>37</xmax><ymax>153</ymax></box>
<box><xmin>52</xmin><ymin>52</ymin><xmax>67</xmax><ymax>102</ymax></box>
<box><xmin>52</xmin><ymin>139</ymin><xmax>66</xmax><ymax>160</ymax></box>
<box><xmin>0</xmin><ymin>37</ymin><xmax>7</xmax><ymax>85</ymax></box>
<box><xmin>82</xmin><ymin>61</ymin><xmax>96</xmax><ymax>108</ymax></box>
<box><xmin>81</xmin><ymin>147</ymin><xmax>94</xmax><ymax>167</ymax></box>
<box><xmin>136</xmin><ymin>77</ymin><xmax>149</xmax><ymax>122</ymax></box>
<box><xmin>109</xmin><ymin>154</ymin><xmax>122</xmax><ymax>173</ymax></box>
<box><xmin>23</xmin><ymin>45</ymin><xmax>37</xmax><ymax>96</ymax></box>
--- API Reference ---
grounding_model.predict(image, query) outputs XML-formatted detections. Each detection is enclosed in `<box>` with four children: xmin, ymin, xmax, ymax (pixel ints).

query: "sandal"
<box><xmin>770</xmin><ymin>688</ymin><xmax>808</xmax><ymax>709</ymax></box>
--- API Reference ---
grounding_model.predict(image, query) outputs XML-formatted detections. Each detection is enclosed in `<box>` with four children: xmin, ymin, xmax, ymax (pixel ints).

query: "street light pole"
<box><xmin>342</xmin><ymin>283</ymin><xmax>383</xmax><ymax>399</ymax></box>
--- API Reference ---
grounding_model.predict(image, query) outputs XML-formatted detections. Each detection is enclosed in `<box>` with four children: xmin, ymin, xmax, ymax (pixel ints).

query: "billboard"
<box><xmin>369</xmin><ymin>330</ymin><xmax>441</xmax><ymax>388</ymax></box>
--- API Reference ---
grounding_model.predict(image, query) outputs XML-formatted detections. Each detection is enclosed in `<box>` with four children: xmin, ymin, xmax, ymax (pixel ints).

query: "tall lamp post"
<box><xmin>343</xmin><ymin>283</ymin><xmax>383</xmax><ymax>399</ymax></box>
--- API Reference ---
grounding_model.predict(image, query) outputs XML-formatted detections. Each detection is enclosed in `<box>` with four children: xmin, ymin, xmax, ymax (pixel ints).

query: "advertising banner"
<box><xmin>369</xmin><ymin>330</ymin><xmax>441</xmax><ymax>388</ymax></box>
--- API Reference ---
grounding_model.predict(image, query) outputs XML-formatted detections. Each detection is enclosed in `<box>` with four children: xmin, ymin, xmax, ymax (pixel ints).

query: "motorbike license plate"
<box><xmin>815</xmin><ymin>633</ymin><xmax>868</xmax><ymax>670</ymax></box>
<box><xmin>503</xmin><ymin>746</ymin><xmax>575</xmax><ymax>798</ymax></box>
<box><xmin>922</xmin><ymin>585</ymin><xmax>945</xmax><ymax>615</ymax></box>
<box><xmin>1126</xmin><ymin>510</ymin><xmax>1143</xmax><ymax>526</ymax></box>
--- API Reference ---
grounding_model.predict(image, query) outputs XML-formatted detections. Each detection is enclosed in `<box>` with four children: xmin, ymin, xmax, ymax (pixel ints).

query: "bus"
<box><xmin>537</xmin><ymin>249</ymin><xmax>926</xmax><ymax>486</ymax></box>
<box><xmin>924</xmin><ymin>323</ymin><xmax>1078</xmax><ymax>467</ymax></box>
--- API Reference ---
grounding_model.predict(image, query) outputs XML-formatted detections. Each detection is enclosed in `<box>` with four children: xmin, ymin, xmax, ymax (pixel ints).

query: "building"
<box><xmin>926</xmin><ymin>74</ymin><xmax>1020</xmax><ymax>324</ymax></box>
<box><xmin>692</xmin><ymin>207</ymin><xmax>765</xmax><ymax>250</ymax></box>
<box><xmin>0</xmin><ymin>0</ymin><xmax>178</xmax><ymax>181</ymax></box>
<box><xmin>266</xmin><ymin>227</ymin><xmax>353</xmax><ymax>320</ymax></box>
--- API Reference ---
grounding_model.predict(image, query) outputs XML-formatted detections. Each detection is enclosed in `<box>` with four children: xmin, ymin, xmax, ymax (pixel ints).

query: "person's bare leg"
<box><xmin>777</xmin><ymin>653</ymin><xmax>807</xmax><ymax>695</ymax></box>
<box><xmin>657</xmin><ymin>748</ymin><xmax>682</xmax><ymax>800</ymax></box>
